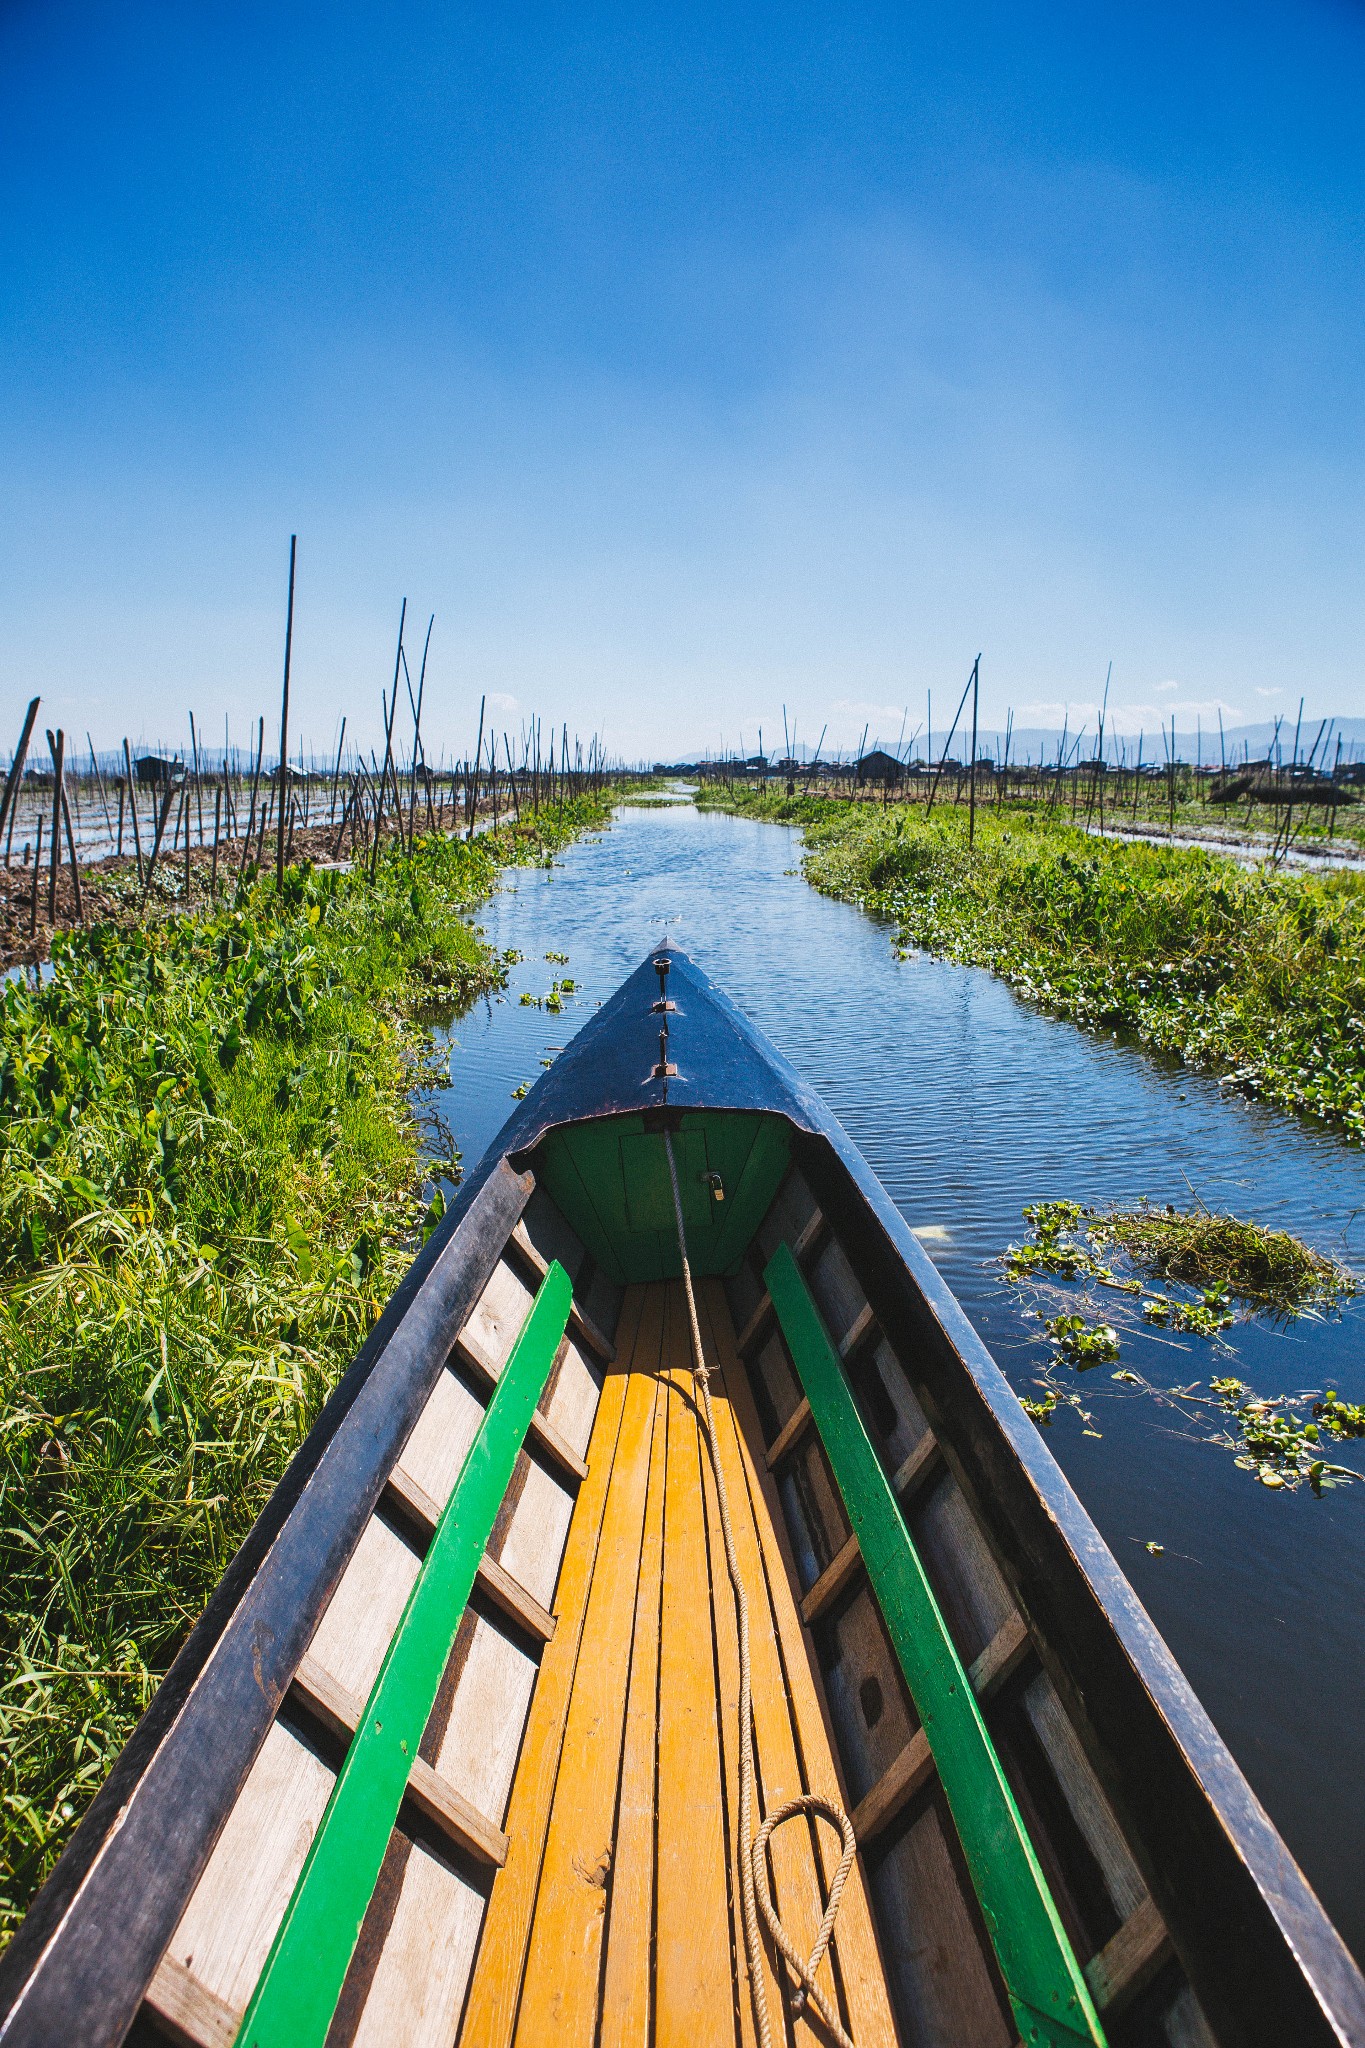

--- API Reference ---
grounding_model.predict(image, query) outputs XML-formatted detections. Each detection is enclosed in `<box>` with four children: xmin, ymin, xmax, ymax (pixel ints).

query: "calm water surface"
<box><xmin>430</xmin><ymin>798</ymin><xmax>1365</xmax><ymax>1962</ymax></box>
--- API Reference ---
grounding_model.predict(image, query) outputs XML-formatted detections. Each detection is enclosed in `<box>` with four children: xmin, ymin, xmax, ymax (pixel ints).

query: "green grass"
<box><xmin>0</xmin><ymin>799</ymin><xmax>613</xmax><ymax>1939</ymax></box>
<box><xmin>698</xmin><ymin>786</ymin><xmax>1365</xmax><ymax>1138</ymax></box>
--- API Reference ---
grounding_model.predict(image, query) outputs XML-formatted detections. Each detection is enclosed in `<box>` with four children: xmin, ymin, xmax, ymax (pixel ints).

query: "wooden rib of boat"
<box><xmin>2</xmin><ymin>942</ymin><xmax>1362</xmax><ymax>2048</ymax></box>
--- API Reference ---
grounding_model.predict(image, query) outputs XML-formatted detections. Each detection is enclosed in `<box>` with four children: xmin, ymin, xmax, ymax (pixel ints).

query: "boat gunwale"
<box><xmin>0</xmin><ymin>1158</ymin><xmax>535</xmax><ymax>2048</ymax></box>
<box><xmin>789</xmin><ymin>1121</ymin><xmax>1365</xmax><ymax>2048</ymax></box>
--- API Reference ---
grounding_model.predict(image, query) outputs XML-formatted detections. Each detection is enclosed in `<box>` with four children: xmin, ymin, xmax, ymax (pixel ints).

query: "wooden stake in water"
<box><xmin>61</xmin><ymin>784</ymin><xmax>83</xmax><ymax>923</ymax></box>
<box><xmin>47</xmin><ymin>729</ymin><xmax>65</xmax><ymax>923</ymax></box>
<box><xmin>87</xmin><ymin>732</ymin><xmax>114</xmax><ymax>846</ymax></box>
<box><xmin>967</xmin><ymin>655</ymin><xmax>981</xmax><ymax>847</ymax></box>
<box><xmin>277</xmin><ymin>534</ymin><xmax>297</xmax><ymax>892</ymax></box>
<box><xmin>29</xmin><ymin>817</ymin><xmax>42</xmax><ymax>936</ymax></box>
<box><xmin>123</xmin><ymin>740</ymin><xmax>144</xmax><ymax>885</ymax></box>
<box><xmin>0</xmin><ymin>697</ymin><xmax>40</xmax><ymax>868</ymax></box>
<box><xmin>329</xmin><ymin>716</ymin><xmax>347</xmax><ymax>824</ymax></box>
<box><xmin>468</xmin><ymin>694</ymin><xmax>486</xmax><ymax>839</ymax></box>
<box><xmin>370</xmin><ymin>602</ymin><xmax>405</xmax><ymax>878</ymax></box>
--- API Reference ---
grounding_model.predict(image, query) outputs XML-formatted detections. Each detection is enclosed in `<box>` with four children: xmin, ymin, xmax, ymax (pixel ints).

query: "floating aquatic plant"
<box><xmin>997</xmin><ymin>1200</ymin><xmax>1365</xmax><ymax>1497</ymax></box>
<box><xmin>1088</xmin><ymin>1203</ymin><xmax>1355</xmax><ymax>1316</ymax></box>
<box><xmin>1044</xmin><ymin>1313</ymin><xmax>1120</xmax><ymax>1366</ymax></box>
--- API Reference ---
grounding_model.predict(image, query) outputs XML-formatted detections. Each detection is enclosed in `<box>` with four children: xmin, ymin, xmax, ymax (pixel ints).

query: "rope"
<box><xmin>663</xmin><ymin>1128</ymin><xmax>859</xmax><ymax>2048</ymax></box>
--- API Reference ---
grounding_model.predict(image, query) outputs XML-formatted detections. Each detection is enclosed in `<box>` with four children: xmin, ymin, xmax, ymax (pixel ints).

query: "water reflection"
<box><xmin>429</xmin><ymin>799</ymin><xmax>1365</xmax><ymax>1961</ymax></box>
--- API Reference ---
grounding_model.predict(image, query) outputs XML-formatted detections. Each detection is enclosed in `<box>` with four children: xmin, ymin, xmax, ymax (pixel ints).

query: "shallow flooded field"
<box><xmin>429</xmin><ymin>795</ymin><xmax>1365</xmax><ymax>1964</ymax></box>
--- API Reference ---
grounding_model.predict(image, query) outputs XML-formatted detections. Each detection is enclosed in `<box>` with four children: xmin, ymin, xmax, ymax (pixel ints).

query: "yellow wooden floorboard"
<box><xmin>598</xmin><ymin>1331</ymin><xmax>670</xmax><ymax>2037</ymax></box>
<box><xmin>458</xmin><ymin>1289</ymin><xmax>643</xmax><ymax>2048</ymax></box>
<box><xmin>701</xmin><ymin>1277</ymin><xmax>901</xmax><ymax>2048</ymax></box>
<box><xmin>459</xmin><ymin>1277</ymin><xmax>899</xmax><ymax>2048</ymax></box>
<box><xmin>513</xmin><ymin>1359</ymin><xmax>662</xmax><ymax>2041</ymax></box>
<box><xmin>652</xmin><ymin>1281</ymin><xmax>741</xmax><ymax>2047</ymax></box>
<box><xmin>696</xmin><ymin>1282</ymin><xmax>841</xmax><ymax>2042</ymax></box>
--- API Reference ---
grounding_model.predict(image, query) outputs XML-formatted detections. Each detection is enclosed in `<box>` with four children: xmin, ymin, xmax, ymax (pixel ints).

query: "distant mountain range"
<box><xmin>663</xmin><ymin>719</ymin><xmax>1365</xmax><ymax>770</ymax></box>
<box><xmin>966</xmin><ymin>719</ymin><xmax>1365</xmax><ymax>767</ymax></box>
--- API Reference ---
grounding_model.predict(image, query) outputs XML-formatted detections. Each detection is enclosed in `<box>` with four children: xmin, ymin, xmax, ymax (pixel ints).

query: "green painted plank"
<box><xmin>764</xmin><ymin>1244</ymin><xmax>1106</xmax><ymax>2048</ymax></box>
<box><xmin>235</xmin><ymin>1260</ymin><xmax>575</xmax><ymax>2048</ymax></box>
<box><xmin>708</xmin><ymin>1115</ymin><xmax>790</xmax><ymax>1274</ymax></box>
<box><xmin>539</xmin><ymin>1133</ymin><xmax>628</xmax><ymax>1283</ymax></box>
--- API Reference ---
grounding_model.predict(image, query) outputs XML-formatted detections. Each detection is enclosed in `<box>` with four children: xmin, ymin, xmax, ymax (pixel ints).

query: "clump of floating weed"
<box><xmin>1316</xmin><ymin>1387</ymin><xmax>1365</xmax><ymax>1436</ymax></box>
<box><xmin>1019</xmin><ymin>1366</ymin><xmax>1103</xmax><ymax>1437</ymax></box>
<box><xmin>1005</xmin><ymin>1203</ymin><xmax>1143</xmax><ymax>1294</ymax></box>
<box><xmin>999</xmin><ymin>1198</ymin><xmax>1365</xmax><ymax>1496</ymax></box>
<box><xmin>998</xmin><ymin>1196</ymin><xmax>1365</xmax><ymax>1507</ymax></box>
<box><xmin>1140</xmin><ymin>1289</ymin><xmax>1234</xmax><ymax>1336</ymax></box>
<box><xmin>1087</xmin><ymin>1203</ymin><xmax>1355</xmax><ymax>1316</ymax></box>
<box><xmin>1044</xmin><ymin>1312</ymin><xmax>1120</xmax><ymax>1366</ymax></box>
<box><xmin>1209</xmin><ymin>1378</ymin><xmax>1361</xmax><ymax>1493</ymax></box>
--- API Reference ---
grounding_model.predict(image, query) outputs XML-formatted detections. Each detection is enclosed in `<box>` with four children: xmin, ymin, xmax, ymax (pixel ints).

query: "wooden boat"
<box><xmin>2</xmin><ymin>943</ymin><xmax>1362</xmax><ymax>2048</ymax></box>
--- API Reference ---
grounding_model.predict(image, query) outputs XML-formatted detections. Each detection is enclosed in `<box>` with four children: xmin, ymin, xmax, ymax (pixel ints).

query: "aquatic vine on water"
<box><xmin>1000</xmin><ymin>1200</ymin><xmax>1362</xmax><ymax>1494</ymax></box>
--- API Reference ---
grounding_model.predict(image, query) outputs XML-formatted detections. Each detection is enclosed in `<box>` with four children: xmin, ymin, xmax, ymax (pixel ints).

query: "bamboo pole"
<box><xmin>467</xmin><ymin>694</ymin><xmax>486</xmax><ymax>838</ymax></box>
<box><xmin>0</xmin><ymin>698</ymin><xmax>40</xmax><ymax>866</ymax></box>
<box><xmin>189</xmin><ymin>712</ymin><xmax>206</xmax><ymax>848</ymax></box>
<box><xmin>29</xmin><ymin>816</ymin><xmax>43</xmax><ymax>936</ymax></box>
<box><xmin>277</xmin><ymin>534</ymin><xmax>297</xmax><ymax>891</ymax></box>
<box><xmin>61</xmin><ymin>784</ymin><xmax>83</xmax><ymax>923</ymax></box>
<box><xmin>329</xmin><ymin>717</ymin><xmax>347</xmax><ymax>825</ymax></box>
<box><xmin>370</xmin><ymin>601</ymin><xmax>405</xmax><ymax>878</ymax></box>
<box><xmin>142</xmin><ymin>781</ymin><xmax>178</xmax><ymax>903</ymax></box>
<box><xmin>237</xmin><ymin>718</ymin><xmax>265</xmax><ymax>892</ymax></box>
<box><xmin>122</xmin><ymin>742</ymin><xmax>145</xmax><ymax>884</ymax></box>
<box><xmin>967</xmin><ymin>658</ymin><xmax>980</xmax><ymax>847</ymax></box>
<box><xmin>46</xmin><ymin>729</ymin><xmax>65</xmax><ymax>922</ymax></box>
<box><xmin>86</xmin><ymin>731</ymin><xmax>114</xmax><ymax>845</ymax></box>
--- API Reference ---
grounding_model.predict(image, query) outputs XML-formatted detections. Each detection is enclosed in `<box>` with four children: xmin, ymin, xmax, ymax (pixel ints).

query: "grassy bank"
<box><xmin>0</xmin><ymin>798</ymin><xmax>611</xmax><ymax>1936</ymax></box>
<box><xmin>698</xmin><ymin>787</ymin><xmax>1365</xmax><ymax>1139</ymax></box>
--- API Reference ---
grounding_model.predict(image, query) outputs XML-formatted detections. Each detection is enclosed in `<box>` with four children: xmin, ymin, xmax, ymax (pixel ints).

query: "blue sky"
<box><xmin>2</xmin><ymin>2</ymin><xmax>1363</xmax><ymax>762</ymax></box>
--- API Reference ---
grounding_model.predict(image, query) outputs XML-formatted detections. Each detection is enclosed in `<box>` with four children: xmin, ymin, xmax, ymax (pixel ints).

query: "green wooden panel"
<box><xmin>235</xmin><ymin>1261</ymin><xmax>574</xmax><ymax>2048</ymax></box>
<box><xmin>707</xmin><ymin>1115</ymin><xmax>792</xmax><ymax>1274</ymax></box>
<box><xmin>764</xmin><ymin>1244</ymin><xmax>1106</xmax><ymax>2048</ymax></box>
<box><xmin>537</xmin><ymin>1111</ymin><xmax>790</xmax><ymax>1283</ymax></box>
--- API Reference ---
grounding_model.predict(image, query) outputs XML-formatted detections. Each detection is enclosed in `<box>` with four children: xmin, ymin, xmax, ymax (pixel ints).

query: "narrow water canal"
<box><xmin>429</xmin><ymin>795</ymin><xmax>1365</xmax><ymax>1964</ymax></box>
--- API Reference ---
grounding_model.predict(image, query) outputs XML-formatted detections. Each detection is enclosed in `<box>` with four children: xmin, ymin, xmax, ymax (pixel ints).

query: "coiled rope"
<box><xmin>662</xmin><ymin>1128</ymin><xmax>859</xmax><ymax>2048</ymax></box>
